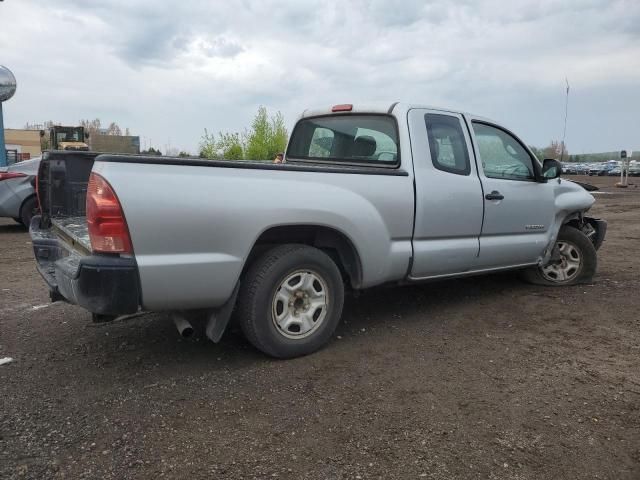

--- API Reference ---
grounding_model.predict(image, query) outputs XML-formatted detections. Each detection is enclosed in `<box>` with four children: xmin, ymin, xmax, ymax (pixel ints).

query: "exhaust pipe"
<box><xmin>172</xmin><ymin>314</ymin><xmax>194</xmax><ymax>338</ymax></box>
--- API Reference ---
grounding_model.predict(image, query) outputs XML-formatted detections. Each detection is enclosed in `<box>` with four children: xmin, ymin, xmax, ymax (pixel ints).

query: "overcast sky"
<box><xmin>1</xmin><ymin>0</ymin><xmax>638</xmax><ymax>154</ymax></box>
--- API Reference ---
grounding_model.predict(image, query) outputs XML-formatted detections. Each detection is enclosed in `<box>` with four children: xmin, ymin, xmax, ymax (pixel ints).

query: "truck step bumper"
<box><xmin>31</xmin><ymin>216</ymin><xmax>141</xmax><ymax>316</ymax></box>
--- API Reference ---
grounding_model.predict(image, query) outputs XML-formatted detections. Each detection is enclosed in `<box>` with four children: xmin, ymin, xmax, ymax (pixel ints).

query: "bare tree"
<box><xmin>79</xmin><ymin>118</ymin><xmax>102</xmax><ymax>135</ymax></box>
<box><xmin>106</xmin><ymin>122</ymin><xmax>122</xmax><ymax>136</ymax></box>
<box><xmin>79</xmin><ymin>119</ymin><xmax>128</xmax><ymax>136</ymax></box>
<box><xmin>543</xmin><ymin>140</ymin><xmax>568</xmax><ymax>160</ymax></box>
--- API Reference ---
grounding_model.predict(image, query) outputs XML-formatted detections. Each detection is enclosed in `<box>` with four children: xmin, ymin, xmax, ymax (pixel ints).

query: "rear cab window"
<box><xmin>287</xmin><ymin>114</ymin><xmax>400</xmax><ymax>167</ymax></box>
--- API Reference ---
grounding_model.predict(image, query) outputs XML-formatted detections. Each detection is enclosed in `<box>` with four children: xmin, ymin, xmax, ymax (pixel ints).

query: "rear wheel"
<box><xmin>13</xmin><ymin>217</ymin><xmax>23</xmax><ymax>225</ymax></box>
<box><xmin>20</xmin><ymin>196</ymin><xmax>39</xmax><ymax>229</ymax></box>
<box><xmin>237</xmin><ymin>244</ymin><xmax>344</xmax><ymax>358</ymax></box>
<box><xmin>521</xmin><ymin>226</ymin><xmax>597</xmax><ymax>286</ymax></box>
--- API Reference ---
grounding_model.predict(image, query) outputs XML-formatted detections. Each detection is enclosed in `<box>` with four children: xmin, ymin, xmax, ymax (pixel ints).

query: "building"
<box><xmin>89</xmin><ymin>134</ymin><xmax>140</xmax><ymax>154</ymax></box>
<box><xmin>3</xmin><ymin>128</ymin><xmax>141</xmax><ymax>158</ymax></box>
<box><xmin>4</xmin><ymin>128</ymin><xmax>42</xmax><ymax>160</ymax></box>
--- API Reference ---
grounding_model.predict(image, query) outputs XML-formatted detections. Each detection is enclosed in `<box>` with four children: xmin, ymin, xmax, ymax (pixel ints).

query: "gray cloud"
<box><xmin>0</xmin><ymin>0</ymin><xmax>639</xmax><ymax>154</ymax></box>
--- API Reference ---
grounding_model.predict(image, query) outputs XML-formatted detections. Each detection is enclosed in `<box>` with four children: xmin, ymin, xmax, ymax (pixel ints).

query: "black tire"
<box><xmin>19</xmin><ymin>196</ymin><xmax>39</xmax><ymax>229</ymax></box>
<box><xmin>237</xmin><ymin>244</ymin><xmax>344</xmax><ymax>359</ymax></box>
<box><xmin>13</xmin><ymin>217</ymin><xmax>23</xmax><ymax>225</ymax></box>
<box><xmin>521</xmin><ymin>226</ymin><xmax>597</xmax><ymax>286</ymax></box>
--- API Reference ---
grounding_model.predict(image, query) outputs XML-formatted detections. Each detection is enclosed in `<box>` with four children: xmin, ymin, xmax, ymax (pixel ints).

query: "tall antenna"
<box><xmin>560</xmin><ymin>78</ymin><xmax>569</xmax><ymax>162</ymax></box>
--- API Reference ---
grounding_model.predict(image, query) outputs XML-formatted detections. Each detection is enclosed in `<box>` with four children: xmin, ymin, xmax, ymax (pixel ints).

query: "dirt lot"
<box><xmin>1</xmin><ymin>175</ymin><xmax>639</xmax><ymax>480</ymax></box>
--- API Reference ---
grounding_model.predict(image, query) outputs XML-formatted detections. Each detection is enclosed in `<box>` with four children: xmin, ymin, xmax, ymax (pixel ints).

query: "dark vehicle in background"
<box><xmin>0</xmin><ymin>156</ymin><xmax>40</xmax><ymax>226</ymax></box>
<box><xmin>588</xmin><ymin>163</ymin><xmax>615</xmax><ymax>176</ymax></box>
<box><xmin>574</xmin><ymin>164</ymin><xmax>589</xmax><ymax>175</ymax></box>
<box><xmin>587</xmin><ymin>164</ymin><xmax>602</xmax><ymax>176</ymax></box>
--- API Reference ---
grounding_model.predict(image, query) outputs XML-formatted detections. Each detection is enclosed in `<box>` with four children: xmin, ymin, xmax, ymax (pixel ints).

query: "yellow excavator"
<box><xmin>43</xmin><ymin>126</ymin><xmax>89</xmax><ymax>151</ymax></box>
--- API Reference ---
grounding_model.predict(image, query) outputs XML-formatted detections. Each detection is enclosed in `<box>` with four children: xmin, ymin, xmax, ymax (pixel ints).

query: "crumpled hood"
<box><xmin>555</xmin><ymin>178</ymin><xmax>595</xmax><ymax>212</ymax></box>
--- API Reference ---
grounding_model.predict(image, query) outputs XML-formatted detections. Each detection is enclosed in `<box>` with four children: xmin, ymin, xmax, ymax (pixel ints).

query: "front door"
<box><xmin>468</xmin><ymin>119</ymin><xmax>556</xmax><ymax>268</ymax></box>
<box><xmin>408</xmin><ymin>109</ymin><xmax>484</xmax><ymax>278</ymax></box>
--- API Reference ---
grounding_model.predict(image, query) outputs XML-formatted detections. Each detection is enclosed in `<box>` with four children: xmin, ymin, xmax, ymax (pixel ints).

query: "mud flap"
<box><xmin>205</xmin><ymin>282</ymin><xmax>240</xmax><ymax>343</ymax></box>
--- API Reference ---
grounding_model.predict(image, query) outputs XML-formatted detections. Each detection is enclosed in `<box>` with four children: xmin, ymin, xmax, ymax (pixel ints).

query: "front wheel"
<box><xmin>521</xmin><ymin>226</ymin><xmax>597</xmax><ymax>286</ymax></box>
<box><xmin>237</xmin><ymin>244</ymin><xmax>344</xmax><ymax>358</ymax></box>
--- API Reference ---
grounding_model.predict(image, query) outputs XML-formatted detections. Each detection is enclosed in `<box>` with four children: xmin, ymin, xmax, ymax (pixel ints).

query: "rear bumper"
<box><xmin>30</xmin><ymin>216</ymin><xmax>141</xmax><ymax>315</ymax></box>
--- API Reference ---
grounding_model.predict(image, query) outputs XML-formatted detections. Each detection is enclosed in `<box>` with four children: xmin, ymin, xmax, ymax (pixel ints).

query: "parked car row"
<box><xmin>561</xmin><ymin>161</ymin><xmax>640</xmax><ymax>176</ymax></box>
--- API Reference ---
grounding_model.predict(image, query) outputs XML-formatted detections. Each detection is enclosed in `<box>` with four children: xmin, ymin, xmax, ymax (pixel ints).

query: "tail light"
<box><xmin>86</xmin><ymin>172</ymin><xmax>133</xmax><ymax>254</ymax></box>
<box><xmin>0</xmin><ymin>172</ymin><xmax>27</xmax><ymax>181</ymax></box>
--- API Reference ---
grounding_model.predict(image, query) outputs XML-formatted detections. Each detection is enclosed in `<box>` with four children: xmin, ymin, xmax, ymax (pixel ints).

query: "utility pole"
<box><xmin>560</xmin><ymin>78</ymin><xmax>569</xmax><ymax>162</ymax></box>
<box><xmin>0</xmin><ymin>65</ymin><xmax>18</xmax><ymax>167</ymax></box>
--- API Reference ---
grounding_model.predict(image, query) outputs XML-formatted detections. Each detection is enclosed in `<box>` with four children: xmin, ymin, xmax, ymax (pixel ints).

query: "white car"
<box><xmin>0</xmin><ymin>156</ymin><xmax>41</xmax><ymax>227</ymax></box>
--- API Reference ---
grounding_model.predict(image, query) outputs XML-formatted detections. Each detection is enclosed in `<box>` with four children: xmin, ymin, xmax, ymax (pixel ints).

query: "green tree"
<box><xmin>219</xmin><ymin>132</ymin><xmax>245</xmax><ymax>160</ymax></box>
<box><xmin>269</xmin><ymin>111</ymin><xmax>288</xmax><ymax>158</ymax></box>
<box><xmin>141</xmin><ymin>147</ymin><xmax>162</xmax><ymax>156</ymax></box>
<box><xmin>199</xmin><ymin>129</ymin><xmax>218</xmax><ymax>159</ymax></box>
<box><xmin>245</xmin><ymin>106</ymin><xmax>271</xmax><ymax>160</ymax></box>
<box><xmin>245</xmin><ymin>106</ymin><xmax>288</xmax><ymax>160</ymax></box>
<box><xmin>199</xmin><ymin>129</ymin><xmax>245</xmax><ymax>159</ymax></box>
<box><xmin>199</xmin><ymin>106</ymin><xmax>288</xmax><ymax>161</ymax></box>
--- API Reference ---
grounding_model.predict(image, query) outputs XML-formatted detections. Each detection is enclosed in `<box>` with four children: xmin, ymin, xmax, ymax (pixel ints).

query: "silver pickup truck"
<box><xmin>31</xmin><ymin>103</ymin><xmax>606</xmax><ymax>358</ymax></box>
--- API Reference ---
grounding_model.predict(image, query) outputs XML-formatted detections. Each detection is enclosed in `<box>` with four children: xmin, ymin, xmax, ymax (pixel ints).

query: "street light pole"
<box><xmin>0</xmin><ymin>65</ymin><xmax>18</xmax><ymax>168</ymax></box>
<box><xmin>0</xmin><ymin>102</ymin><xmax>5</xmax><ymax>167</ymax></box>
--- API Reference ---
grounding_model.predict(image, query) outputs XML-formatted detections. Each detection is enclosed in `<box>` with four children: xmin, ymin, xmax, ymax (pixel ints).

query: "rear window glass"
<box><xmin>287</xmin><ymin>115</ymin><xmax>399</xmax><ymax>165</ymax></box>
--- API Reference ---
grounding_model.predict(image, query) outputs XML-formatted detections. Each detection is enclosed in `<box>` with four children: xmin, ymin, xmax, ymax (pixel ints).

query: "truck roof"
<box><xmin>299</xmin><ymin>102</ymin><xmax>494</xmax><ymax>124</ymax></box>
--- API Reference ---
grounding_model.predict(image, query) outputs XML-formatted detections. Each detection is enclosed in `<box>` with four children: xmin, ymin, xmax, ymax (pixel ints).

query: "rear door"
<box><xmin>408</xmin><ymin>109</ymin><xmax>484</xmax><ymax>278</ymax></box>
<box><xmin>467</xmin><ymin>119</ymin><xmax>556</xmax><ymax>268</ymax></box>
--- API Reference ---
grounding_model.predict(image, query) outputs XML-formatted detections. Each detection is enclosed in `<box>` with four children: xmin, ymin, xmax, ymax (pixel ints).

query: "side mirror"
<box><xmin>542</xmin><ymin>158</ymin><xmax>561</xmax><ymax>180</ymax></box>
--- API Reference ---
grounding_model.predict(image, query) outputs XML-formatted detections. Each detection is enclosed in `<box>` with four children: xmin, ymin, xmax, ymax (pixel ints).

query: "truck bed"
<box><xmin>33</xmin><ymin>150</ymin><xmax>100</xmax><ymax>253</ymax></box>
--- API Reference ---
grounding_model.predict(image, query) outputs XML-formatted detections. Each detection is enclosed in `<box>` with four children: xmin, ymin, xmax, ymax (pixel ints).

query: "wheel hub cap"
<box><xmin>541</xmin><ymin>241</ymin><xmax>582</xmax><ymax>282</ymax></box>
<box><xmin>272</xmin><ymin>270</ymin><xmax>329</xmax><ymax>339</ymax></box>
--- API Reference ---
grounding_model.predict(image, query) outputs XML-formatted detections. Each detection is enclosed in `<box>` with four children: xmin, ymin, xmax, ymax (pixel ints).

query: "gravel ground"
<box><xmin>1</xmin><ymin>175</ymin><xmax>639</xmax><ymax>479</ymax></box>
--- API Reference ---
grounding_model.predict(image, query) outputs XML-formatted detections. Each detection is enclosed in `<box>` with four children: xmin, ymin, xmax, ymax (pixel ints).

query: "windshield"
<box><xmin>56</xmin><ymin>129</ymin><xmax>84</xmax><ymax>143</ymax></box>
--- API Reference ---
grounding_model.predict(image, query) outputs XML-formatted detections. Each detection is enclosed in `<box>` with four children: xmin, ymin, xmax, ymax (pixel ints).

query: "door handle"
<box><xmin>485</xmin><ymin>190</ymin><xmax>504</xmax><ymax>201</ymax></box>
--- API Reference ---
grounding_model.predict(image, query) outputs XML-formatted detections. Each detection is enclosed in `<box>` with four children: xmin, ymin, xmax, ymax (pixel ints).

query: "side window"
<box><xmin>424</xmin><ymin>114</ymin><xmax>470</xmax><ymax>175</ymax></box>
<box><xmin>472</xmin><ymin>123</ymin><xmax>535</xmax><ymax>180</ymax></box>
<box><xmin>309</xmin><ymin>128</ymin><xmax>334</xmax><ymax>158</ymax></box>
